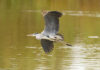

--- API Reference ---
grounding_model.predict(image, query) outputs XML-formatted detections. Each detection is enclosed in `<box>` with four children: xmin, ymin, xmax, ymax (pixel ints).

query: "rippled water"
<box><xmin>0</xmin><ymin>0</ymin><xmax>100</xmax><ymax>70</ymax></box>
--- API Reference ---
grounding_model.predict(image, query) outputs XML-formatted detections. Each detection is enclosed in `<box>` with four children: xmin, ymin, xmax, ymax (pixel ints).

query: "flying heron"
<box><xmin>27</xmin><ymin>11</ymin><xmax>72</xmax><ymax>53</ymax></box>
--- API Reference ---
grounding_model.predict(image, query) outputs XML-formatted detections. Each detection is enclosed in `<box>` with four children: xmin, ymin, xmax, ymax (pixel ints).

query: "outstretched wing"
<box><xmin>42</xmin><ymin>11</ymin><xmax>62</xmax><ymax>36</ymax></box>
<box><xmin>41</xmin><ymin>39</ymin><xmax>54</xmax><ymax>53</ymax></box>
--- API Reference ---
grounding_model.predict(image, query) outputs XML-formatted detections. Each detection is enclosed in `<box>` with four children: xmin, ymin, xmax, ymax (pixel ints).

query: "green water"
<box><xmin>0</xmin><ymin>0</ymin><xmax>100</xmax><ymax>70</ymax></box>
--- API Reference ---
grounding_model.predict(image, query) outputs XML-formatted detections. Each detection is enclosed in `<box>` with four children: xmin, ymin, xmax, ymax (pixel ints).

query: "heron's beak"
<box><xmin>27</xmin><ymin>34</ymin><xmax>35</xmax><ymax>37</ymax></box>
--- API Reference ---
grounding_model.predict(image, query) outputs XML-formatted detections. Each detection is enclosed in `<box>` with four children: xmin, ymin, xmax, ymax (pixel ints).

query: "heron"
<box><xmin>27</xmin><ymin>11</ymin><xmax>72</xmax><ymax>53</ymax></box>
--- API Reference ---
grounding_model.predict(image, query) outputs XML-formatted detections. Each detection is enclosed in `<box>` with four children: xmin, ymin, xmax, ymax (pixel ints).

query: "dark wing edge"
<box><xmin>47</xmin><ymin>11</ymin><xmax>62</xmax><ymax>17</ymax></box>
<box><xmin>41</xmin><ymin>39</ymin><xmax>54</xmax><ymax>53</ymax></box>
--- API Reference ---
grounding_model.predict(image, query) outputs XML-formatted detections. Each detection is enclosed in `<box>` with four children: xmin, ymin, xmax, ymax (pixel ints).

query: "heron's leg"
<box><xmin>60</xmin><ymin>41</ymin><xmax>72</xmax><ymax>46</ymax></box>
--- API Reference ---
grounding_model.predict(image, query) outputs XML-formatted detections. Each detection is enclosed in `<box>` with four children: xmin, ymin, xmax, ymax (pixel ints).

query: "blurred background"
<box><xmin>0</xmin><ymin>0</ymin><xmax>100</xmax><ymax>70</ymax></box>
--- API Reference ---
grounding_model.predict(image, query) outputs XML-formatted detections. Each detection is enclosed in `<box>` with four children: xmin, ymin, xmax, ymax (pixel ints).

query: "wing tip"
<box><xmin>42</xmin><ymin>45</ymin><xmax>54</xmax><ymax>54</ymax></box>
<box><xmin>42</xmin><ymin>10</ymin><xmax>62</xmax><ymax>17</ymax></box>
<box><xmin>48</xmin><ymin>11</ymin><xmax>62</xmax><ymax>17</ymax></box>
<box><xmin>44</xmin><ymin>48</ymin><xmax>54</xmax><ymax>54</ymax></box>
<box><xmin>42</xmin><ymin>11</ymin><xmax>62</xmax><ymax>17</ymax></box>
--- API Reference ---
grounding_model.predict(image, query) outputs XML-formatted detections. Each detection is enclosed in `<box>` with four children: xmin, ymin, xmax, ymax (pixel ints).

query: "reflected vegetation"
<box><xmin>0</xmin><ymin>0</ymin><xmax>100</xmax><ymax>70</ymax></box>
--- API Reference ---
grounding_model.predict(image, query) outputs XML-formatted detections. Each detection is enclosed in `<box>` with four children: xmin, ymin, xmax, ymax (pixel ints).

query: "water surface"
<box><xmin>0</xmin><ymin>0</ymin><xmax>100</xmax><ymax>70</ymax></box>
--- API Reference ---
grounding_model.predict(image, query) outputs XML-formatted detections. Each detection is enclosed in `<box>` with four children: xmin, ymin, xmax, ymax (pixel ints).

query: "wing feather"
<box><xmin>42</xmin><ymin>11</ymin><xmax>62</xmax><ymax>35</ymax></box>
<box><xmin>41</xmin><ymin>39</ymin><xmax>54</xmax><ymax>53</ymax></box>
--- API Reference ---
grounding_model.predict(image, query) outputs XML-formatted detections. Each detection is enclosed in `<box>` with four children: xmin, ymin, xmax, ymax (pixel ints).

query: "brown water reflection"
<box><xmin>0</xmin><ymin>0</ymin><xmax>100</xmax><ymax>70</ymax></box>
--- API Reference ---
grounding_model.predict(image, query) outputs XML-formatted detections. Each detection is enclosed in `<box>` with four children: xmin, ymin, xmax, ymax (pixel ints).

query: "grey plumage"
<box><xmin>42</xmin><ymin>11</ymin><xmax>62</xmax><ymax>36</ymax></box>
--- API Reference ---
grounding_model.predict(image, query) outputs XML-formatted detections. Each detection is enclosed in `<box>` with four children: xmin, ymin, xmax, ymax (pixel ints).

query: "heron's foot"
<box><xmin>66</xmin><ymin>43</ymin><xmax>72</xmax><ymax>46</ymax></box>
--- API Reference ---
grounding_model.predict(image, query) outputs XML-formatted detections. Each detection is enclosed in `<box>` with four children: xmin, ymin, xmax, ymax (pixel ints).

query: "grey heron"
<box><xmin>27</xmin><ymin>11</ymin><xmax>72</xmax><ymax>53</ymax></box>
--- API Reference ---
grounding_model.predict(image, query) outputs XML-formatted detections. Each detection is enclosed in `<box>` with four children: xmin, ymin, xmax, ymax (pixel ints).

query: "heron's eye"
<box><xmin>54</xmin><ymin>37</ymin><xmax>57</xmax><ymax>38</ymax></box>
<box><xmin>47</xmin><ymin>36</ymin><xmax>49</xmax><ymax>38</ymax></box>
